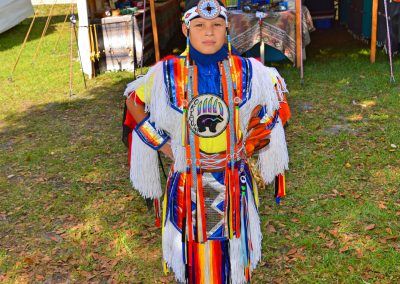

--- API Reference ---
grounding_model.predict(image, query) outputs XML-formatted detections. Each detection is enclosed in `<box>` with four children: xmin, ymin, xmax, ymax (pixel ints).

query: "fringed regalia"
<box><xmin>124</xmin><ymin>51</ymin><xmax>289</xmax><ymax>283</ymax></box>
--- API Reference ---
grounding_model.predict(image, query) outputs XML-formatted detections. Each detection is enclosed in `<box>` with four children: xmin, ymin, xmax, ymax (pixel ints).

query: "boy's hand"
<box><xmin>160</xmin><ymin>143</ymin><xmax>174</xmax><ymax>161</ymax></box>
<box><xmin>245</xmin><ymin>105</ymin><xmax>272</xmax><ymax>157</ymax></box>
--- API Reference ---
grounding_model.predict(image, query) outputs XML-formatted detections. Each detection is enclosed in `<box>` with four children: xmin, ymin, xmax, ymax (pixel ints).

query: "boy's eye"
<box><xmin>194</xmin><ymin>24</ymin><xmax>203</xmax><ymax>27</ymax></box>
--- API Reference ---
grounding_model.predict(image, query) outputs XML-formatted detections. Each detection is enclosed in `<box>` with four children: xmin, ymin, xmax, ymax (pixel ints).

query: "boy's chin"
<box><xmin>197</xmin><ymin>46</ymin><xmax>223</xmax><ymax>55</ymax></box>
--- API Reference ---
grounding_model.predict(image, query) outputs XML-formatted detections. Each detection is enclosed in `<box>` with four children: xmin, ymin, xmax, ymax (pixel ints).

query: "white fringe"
<box><xmin>239</xmin><ymin>58</ymin><xmax>280</xmax><ymax>138</ymax></box>
<box><xmin>205</xmin><ymin>242</ymin><xmax>210</xmax><ymax>284</ymax></box>
<box><xmin>247</xmin><ymin>185</ymin><xmax>262</xmax><ymax>271</ymax></box>
<box><xmin>238</xmin><ymin>59</ymin><xmax>289</xmax><ymax>185</ymax></box>
<box><xmin>124</xmin><ymin>60</ymin><xmax>187</xmax><ymax>178</ymax></box>
<box><xmin>162</xmin><ymin>220</ymin><xmax>185</xmax><ymax>283</ymax></box>
<box><xmin>256</xmin><ymin>119</ymin><xmax>289</xmax><ymax>184</ymax></box>
<box><xmin>230</xmin><ymin>238</ymin><xmax>246</xmax><ymax>284</ymax></box>
<box><xmin>228</xmin><ymin>184</ymin><xmax>263</xmax><ymax>284</ymax></box>
<box><xmin>265</xmin><ymin>66</ymin><xmax>289</xmax><ymax>101</ymax></box>
<box><xmin>124</xmin><ymin>58</ymin><xmax>288</xmax><ymax>179</ymax></box>
<box><xmin>123</xmin><ymin>61</ymin><xmax>164</xmax><ymax>102</ymax></box>
<box><xmin>146</xmin><ymin>69</ymin><xmax>187</xmax><ymax>171</ymax></box>
<box><xmin>172</xmin><ymin>141</ymin><xmax>187</xmax><ymax>172</ymax></box>
<box><xmin>130</xmin><ymin>131</ymin><xmax>162</xmax><ymax>198</ymax></box>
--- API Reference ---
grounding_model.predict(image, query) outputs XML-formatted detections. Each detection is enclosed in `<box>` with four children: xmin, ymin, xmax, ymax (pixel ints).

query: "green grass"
<box><xmin>1</xmin><ymin>6</ymin><xmax>400</xmax><ymax>283</ymax></box>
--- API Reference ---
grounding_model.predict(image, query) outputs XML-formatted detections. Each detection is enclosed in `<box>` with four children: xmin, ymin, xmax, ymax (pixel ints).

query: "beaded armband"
<box><xmin>259</xmin><ymin>108</ymin><xmax>280</xmax><ymax>130</ymax></box>
<box><xmin>134</xmin><ymin>116</ymin><xmax>170</xmax><ymax>150</ymax></box>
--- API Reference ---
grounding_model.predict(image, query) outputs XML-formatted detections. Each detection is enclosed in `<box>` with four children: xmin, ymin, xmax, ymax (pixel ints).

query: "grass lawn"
<box><xmin>1</xmin><ymin>4</ymin><xmax>400</xmax><ymax>283</ymax></box>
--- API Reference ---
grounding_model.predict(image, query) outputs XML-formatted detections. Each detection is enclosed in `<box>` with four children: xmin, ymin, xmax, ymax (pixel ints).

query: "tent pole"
<box><xmin>295</xmin><ymin>0</ymin><xmax>301</xmax><ymax>68</ymax></box>
<box><xmin>259</xmin><ymin>16</ymin><xmax>265</xmax><ymax>65</ymax></box>
<box><xmin>295</xmin><ymin>0</ymin><xmax>303</xmax><ymax>83</ymax></box>
<box><xmin>300</xmin><ymin>2</ymin><xmax>304</xmax><ymax>85</ymax></box>
<box><xmin>150</xmin><ymin>0</ymin><xmax>160</xmax><ymax>62</ymax></box>
<box><xmin>383</xmin><ymin>0</ymin><xmax>395</xmax><ymax>83</ymax></box>
<box><xmin>370</xmin><ymin>0</ymin><xmax>378</xmax><ymax>63</ymax></box>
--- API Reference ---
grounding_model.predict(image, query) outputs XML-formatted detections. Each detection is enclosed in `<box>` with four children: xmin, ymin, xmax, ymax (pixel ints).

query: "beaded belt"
<box><xmin>199</xmin><ymin>144</ymin><xmax>245</xmax><ymax>172</ymax></box>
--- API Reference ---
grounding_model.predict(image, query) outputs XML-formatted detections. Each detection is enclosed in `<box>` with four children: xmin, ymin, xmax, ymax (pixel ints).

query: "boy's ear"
<box><xmin>182</xmin><ymin>23</ymin><xmax>188</xmax><ymax>37</ymax></box>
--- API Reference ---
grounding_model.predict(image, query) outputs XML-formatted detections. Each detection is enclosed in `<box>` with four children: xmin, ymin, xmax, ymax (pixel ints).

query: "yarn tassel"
<box><xmin>182</xmin><ymin>172</ymin><xmax>188</xmax><ymax>265</ymax></box>
<box><xmin>154</xmin><ymin>198</ymin><xmax>161</xmax><ymax>228</ymax></box>
<box><xmin>185</xmin><ymin>167</ymin><xmax>194</xmax><ymax>274</ymax></box>
<box><xmin>224</xmin><ymin>162</ymin><xmax>234</xmax><ymax>239</ymax></box>
<box><xmin>274</xmin><ymin>174</ymin><xmax>286</xmax><ymax>204</ymax></box>
<box><xmin>229</xmin><ymin>169</ymin><xmax>235</xmax><ymax>239</ymax></box>
<box><xmin>161</xmin><ymin>186</ymin><xmax>169</xmax><ymax>275</ymax></box>
<box><xmin>181</xmin><ymin>107</ymin><xmax>187</xmax><ymax>146</ymax></box>
<box><xmin>240</xmin><ymin>176</ymin><xmax>250</xmax><ymax>276</ymax></box>
<box><xmin>234</xmin><ymin>165</ymin><xmax>241</xmax><ymax>238</ymax></box>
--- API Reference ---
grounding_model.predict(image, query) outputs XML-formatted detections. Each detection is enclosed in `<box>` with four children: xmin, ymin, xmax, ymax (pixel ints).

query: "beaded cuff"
<box><xmin>134</xmin><ymin>116</ymin><xmax>170</xmax><ymax>150</ymax></box>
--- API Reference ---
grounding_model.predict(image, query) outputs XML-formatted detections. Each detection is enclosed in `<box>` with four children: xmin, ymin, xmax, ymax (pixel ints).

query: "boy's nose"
<box><xmin>205</xmin><ymin>26</ymin><xmax>214</xmax><ymax>36</ymax></box>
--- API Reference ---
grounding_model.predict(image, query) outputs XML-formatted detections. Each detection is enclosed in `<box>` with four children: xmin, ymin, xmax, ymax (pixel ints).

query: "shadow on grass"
<box><xmin>0</xmin><ymin>15</ymin><xmax>72</xmax><ymax>52</ymax></box>
<box><xmin>0</xmin><ymin>77</ymin><xmax>171</xmax><ymax>282</ymax></box>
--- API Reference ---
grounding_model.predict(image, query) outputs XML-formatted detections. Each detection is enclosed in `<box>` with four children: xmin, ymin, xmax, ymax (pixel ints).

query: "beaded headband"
<box><xmin>183</xmin><ymin>0</ymin><xmax>228</xmax><ymax>27</ymax></box>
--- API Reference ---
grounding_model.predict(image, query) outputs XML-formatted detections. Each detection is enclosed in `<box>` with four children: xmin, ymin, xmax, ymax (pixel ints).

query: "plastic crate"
<box><xmin>244</xmin><ymin>43</ymin><xmax>288</xmax><ymax>62</ymax></box>
<box><xmin>314</xmin><ymin>17</ymin><xmax>334</xmax><ymax>29</ymax></box>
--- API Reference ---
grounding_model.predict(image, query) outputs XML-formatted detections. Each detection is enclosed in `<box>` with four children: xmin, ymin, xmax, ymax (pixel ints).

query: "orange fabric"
<box><xmin>124</xmin><ymin>92</ymin><xmax>146</xmax><ymax>167</ymax></box>
<box><xmin>245</xmin><ymin>105</ymin><xmax>273</xmax><ymax>157</ymax></box>
<box><xmin>279</xmin><ymin>94</ymin><xmax>291</xmax><ymax>126</ymax></box>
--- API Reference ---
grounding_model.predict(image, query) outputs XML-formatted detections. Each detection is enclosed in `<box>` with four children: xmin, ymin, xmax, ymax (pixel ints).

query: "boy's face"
<box><xmin>182</xmin><ymin>17</ymin><xmax>227</xmax><ymax>54</ymax></box>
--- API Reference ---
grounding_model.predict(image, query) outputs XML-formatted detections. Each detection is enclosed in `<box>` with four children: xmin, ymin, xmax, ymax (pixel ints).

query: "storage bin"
<box><xmin>244</xmin><ymin>43</ymin><xmax>288</xmax><ymax>62</ymax></box>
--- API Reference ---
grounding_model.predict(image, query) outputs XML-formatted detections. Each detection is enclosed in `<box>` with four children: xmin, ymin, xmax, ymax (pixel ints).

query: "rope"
<box><xmin>383</xmin><ymin>0</ymin><xmax>395</xmax><ymax>83</ymax></box>
<box><xmin>69</xmin><ymin>3</ymin><xmax>74</xmax><ymax>97</ymax></box>
<box><xmin>9</xmin><ymin>0</ymin><xmax>43</xmax><ymax>81</ymax></box>
<box><xmin>140</xmin><ymin>0</ymin><xmax>147</xmax><ymax>75</ymax></box>
<box><xmin>32</xmin><ymin>0</ymin><xmax>58</xmax><ymax>64</ymax></box>
<box><xmin>300</xmin><ymin>3</ymin><xmax>304</xmax><ymax>85</ymax></box>
<box><xmin>131</xmin><ymin>19</ymin><xmax>138</xmax><ymax>80</ymax></box>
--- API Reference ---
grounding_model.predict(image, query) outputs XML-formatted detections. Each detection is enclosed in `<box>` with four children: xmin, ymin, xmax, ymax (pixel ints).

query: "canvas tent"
<box><xmin>0</xmin><ymin>0</ymin><xmax>34</xmax><ymax>34</ymax></box>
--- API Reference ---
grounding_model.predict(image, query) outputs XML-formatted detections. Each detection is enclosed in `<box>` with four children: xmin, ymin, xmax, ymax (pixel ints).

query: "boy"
<box><xmin>124</xmin><ymin>0</ymin><xmax>290</xmax><ymax>282</ymax></box>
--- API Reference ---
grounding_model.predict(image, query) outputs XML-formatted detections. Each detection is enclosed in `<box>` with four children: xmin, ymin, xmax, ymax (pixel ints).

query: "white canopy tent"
<box><xmin>76</xmin><ymin>1</ymin><xmax>92</xmax><ymax>78</ymax></box>
<box><xmin>0</xmin><ymin>0</ymin><xmax>34</xmax><ymax>34</ymax></box>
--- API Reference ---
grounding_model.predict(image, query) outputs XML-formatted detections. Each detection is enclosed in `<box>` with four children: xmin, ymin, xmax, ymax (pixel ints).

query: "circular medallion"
<box><xmin>197</xmin><ymin>0</ymin><xmax>221</xmax><ymax>20</ymax></box>
<box><xmin>186</xmin><ymin>94</ymin><xmax>229</xmax><ymax>138</ymax></box>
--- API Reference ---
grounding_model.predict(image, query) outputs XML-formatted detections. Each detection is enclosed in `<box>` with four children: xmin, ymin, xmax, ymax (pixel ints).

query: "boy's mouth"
<box><xmin>202</xmin><ymin>41</ymin><xmax>216</xmax><ymax>45</ymax></box>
